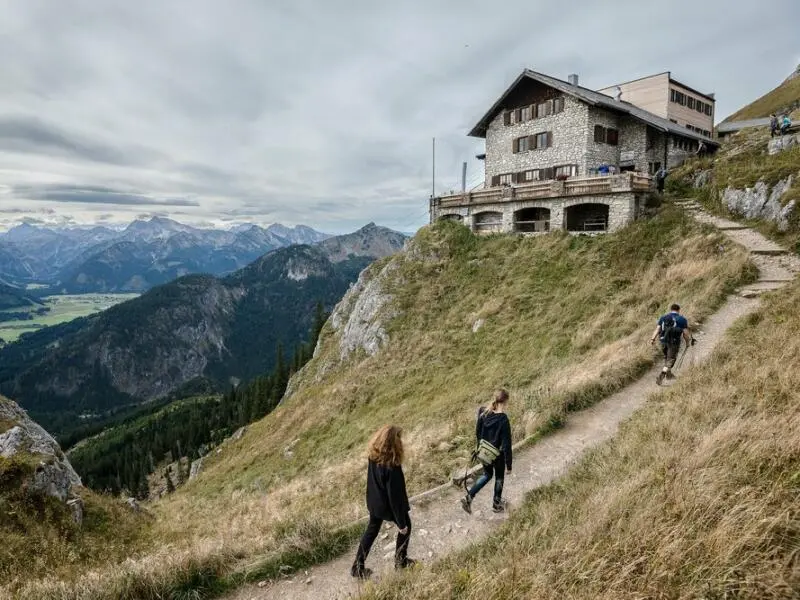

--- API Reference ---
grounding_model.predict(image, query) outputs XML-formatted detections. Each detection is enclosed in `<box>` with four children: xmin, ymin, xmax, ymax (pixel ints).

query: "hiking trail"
<box><xmin>225</xmin><ymin>200</ymin><xmax>799</xmax><ymax>600</ymax></box>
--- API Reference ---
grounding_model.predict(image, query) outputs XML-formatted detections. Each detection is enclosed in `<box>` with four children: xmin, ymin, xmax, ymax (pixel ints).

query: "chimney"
<box><xmin>568</xmin><ymin>73</ymin><xmax>579</xmax><ymax>86</ymax></box>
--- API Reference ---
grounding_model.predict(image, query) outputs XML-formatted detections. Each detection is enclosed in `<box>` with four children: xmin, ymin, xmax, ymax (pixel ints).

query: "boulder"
<box><xmin>768</xmin><ymin>135</ymin><xmax>798</xmax><ymax>156</ymax></box>
<box><xmin>0</xmin><ymin>396</ymin><xmax>81</xmax><ymax>503</ymax></box>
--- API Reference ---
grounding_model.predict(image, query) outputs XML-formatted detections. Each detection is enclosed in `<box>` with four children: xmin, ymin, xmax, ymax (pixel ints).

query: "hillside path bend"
<box><xmin>226</xmin><ymin>203</ymin><xmax>799</xmax><ymax>600</ymax></box>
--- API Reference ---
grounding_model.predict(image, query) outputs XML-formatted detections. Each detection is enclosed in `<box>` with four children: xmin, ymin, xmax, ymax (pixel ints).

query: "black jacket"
<box><xmin>365</xmin><ymin>460</ymin><xmax>410</xmax><ymax>528</ymax></box>
<box><xmin>476</xmin><ymin>407</ymin><xmax>513</xmax><ymax>470</ymax></box>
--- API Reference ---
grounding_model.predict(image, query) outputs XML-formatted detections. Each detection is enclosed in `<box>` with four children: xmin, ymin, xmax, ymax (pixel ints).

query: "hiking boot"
<box><xmin>665</xmin><ymin>371</ymin><xmax>676</xmax><ymax>380</ymax></box>
<box><xmin>460</xmin><ymin>494</ymin><xmax>472</xmax><ymax>515</ymax></box>
<box><xmin>395</xmin><ymin>558</ymin><xmax>418</xmax><ymax>570</ymax></box>
<box><xmin>656</xmin><ymin>371</ymin><xmax>665</xmax><ymax>386</ymax></box>
<box><xmin>492</xmin><ymin>499</ymin><xmax>507</xmax><ymax>513</ymax></box>
<box><xmin>350</xmin><ymin>564</ymin><xmax>373</xmax><ymax>580</ymax></box>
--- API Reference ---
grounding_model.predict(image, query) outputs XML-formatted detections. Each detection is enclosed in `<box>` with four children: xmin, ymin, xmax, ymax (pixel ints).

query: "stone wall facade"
<box><xmin>584</xmin><ymin>107</ymin><xmax>622</xmax><ymax>171</ymax></box>
<box><xmin>484</xmin><ymin>96</ymin><xmax>589</xmax><ymax>186</ymax></box>
<box><xmin>433</xmin><ymin>191</ymin><xmax>644</xmax><ymax>234</ymax></box>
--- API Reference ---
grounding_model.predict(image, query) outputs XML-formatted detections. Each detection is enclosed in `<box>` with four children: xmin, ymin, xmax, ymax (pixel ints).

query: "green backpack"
<box><xmin>475</xmin><ymin>438</ymin><xmax>501</xmax><ymax>466</ymax></box>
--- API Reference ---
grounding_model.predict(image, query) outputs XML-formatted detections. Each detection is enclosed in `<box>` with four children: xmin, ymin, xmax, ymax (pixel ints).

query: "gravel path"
<box><xmin>225</xmin><ymin>205</ymin><xmax>797</xmax><ymax>600</ymax></box>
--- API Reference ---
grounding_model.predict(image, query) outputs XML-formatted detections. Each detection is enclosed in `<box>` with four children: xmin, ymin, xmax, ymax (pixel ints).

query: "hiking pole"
<box><xmin>676</xmin><ymin>338</ymin><xmax>694</xmax><ymax>371</ymax></box>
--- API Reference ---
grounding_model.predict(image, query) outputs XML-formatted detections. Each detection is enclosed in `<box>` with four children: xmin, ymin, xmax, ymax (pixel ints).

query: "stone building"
<box><xmin>431</xmin><ymin>69</ymin><xmax>717</xmax><ymax>234</ymax></box>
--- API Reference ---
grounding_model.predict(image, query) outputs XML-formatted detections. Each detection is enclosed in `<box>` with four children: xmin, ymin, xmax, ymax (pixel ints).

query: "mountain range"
<box><xmin>0</xmin><ymin>217</ymin><xmax>330</xmax><ymax>293</ymax></box>
<box><xmin>0</xmin><ymin>223</ymin><xmax>406</xmax><ymax>439</ymax></box>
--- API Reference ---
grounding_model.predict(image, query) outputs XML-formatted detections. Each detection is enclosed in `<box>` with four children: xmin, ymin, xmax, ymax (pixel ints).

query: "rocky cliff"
<box><xmin>0</xmin><ymin>395</ymin><xmax>81</xmax><ymax>503</ymax></box>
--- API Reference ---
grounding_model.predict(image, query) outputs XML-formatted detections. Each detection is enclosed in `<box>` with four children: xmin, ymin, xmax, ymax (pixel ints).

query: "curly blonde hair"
<box><xmin>367</xmin><ymin>425</ymin><xmax>404</xmax><ymax>467</ymax></box>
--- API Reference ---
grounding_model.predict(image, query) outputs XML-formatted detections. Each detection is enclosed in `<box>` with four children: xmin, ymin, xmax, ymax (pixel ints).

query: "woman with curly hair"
<box><xmin>350</xmin><ymin>424</ymin><xmax>416</xmax><ymax>579</ymax></box>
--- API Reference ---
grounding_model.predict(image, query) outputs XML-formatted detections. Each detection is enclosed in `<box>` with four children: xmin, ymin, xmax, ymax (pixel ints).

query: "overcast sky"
<box><xmin>0</xmin><ymin>0</ymin><xmax>797</xmax><ymax>234</ymax></box>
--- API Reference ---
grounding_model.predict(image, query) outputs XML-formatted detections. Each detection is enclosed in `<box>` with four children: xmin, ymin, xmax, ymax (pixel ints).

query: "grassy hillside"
<box><xmin>10</xmin><ymin>212</ymin><xmax>754</xmax><ymax>599</ymax></box>
<box><xmin>360</xmin><ymin>279</ymin><xmax>800</xmax><ymax>600</ymax></box>
<box><xmin>0</xmin><ymin>397</ymin><xmax>144</xmax><ymax>592</ymax></box>
<box><xmin>723</xmin><ymin>71</ymin><xmax>800</xmax><ymax>122</ymax></box>
<box><xmin>668</xmin><ymin>126</ymin><xmax>800</xmax><ymax>249</ymax></box>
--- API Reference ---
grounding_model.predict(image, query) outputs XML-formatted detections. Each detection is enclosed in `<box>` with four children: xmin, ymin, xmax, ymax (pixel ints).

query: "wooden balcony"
<box><xmin>433</xmin><ymin>172</ymin><xmax>653</xmax><ymax>209</ymax></box>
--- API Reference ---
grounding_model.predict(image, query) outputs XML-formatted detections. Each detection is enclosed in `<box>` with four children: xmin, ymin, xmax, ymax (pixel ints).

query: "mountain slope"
<box><xmin>0</xmin><ymin>218</ymin><xmax>332</xmax><ymax>291</ymax></box>
<box><xmin>0</xmin><ymin>282</ymin><xmax>43</xmax><ymax>311</ymax></box>
<box><xmin>723</xmin><ymin>65</ymin><xmax>800</xmax><ymax>122</ymax></box>
<box><xmin>362</xmin><ymin>279</ymin><xmax>800</xmax><ymax>600</ymax></box>
<box><xmin>0</xmin><ymin>224</ymin><xmax>405</xmax><ymax>438</ymax></box>
<box><xmin>5</xmin><ymin>212</ymin><xmax>754</xmax><ymax>599</ymax></box>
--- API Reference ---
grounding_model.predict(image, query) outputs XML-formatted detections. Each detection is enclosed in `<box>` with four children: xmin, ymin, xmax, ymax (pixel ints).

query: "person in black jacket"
<box><xmin>351</xmin><ymin>424</ymin><xmax>416</xmax><ymax>579</ymax></box>
<box><xmin>461</xmin><ymin>389</ymin><xmax>512</xmax><ymax>514</ymax></box>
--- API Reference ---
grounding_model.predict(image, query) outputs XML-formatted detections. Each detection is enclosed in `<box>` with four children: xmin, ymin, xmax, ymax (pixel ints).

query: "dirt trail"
<box><xmin>227</xmin><ymin>204</ymin><xmax>798</xmax><ymax>600</ymax></box>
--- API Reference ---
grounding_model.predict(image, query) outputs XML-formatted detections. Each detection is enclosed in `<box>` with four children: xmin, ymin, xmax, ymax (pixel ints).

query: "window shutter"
<box><xmin>606</xmin><ymin>128</ymin><xmax>618</xmax><ymax>146</ymax></box>
<box><xmin>547</xmin><ymin>131</ymin><xmax>553</xmax><ymax>148</ymax></box>
<box><xmin>529</xmin><ymin>104</ymin><xmax>536</xmax><ymax>120</ymax></box>
<box><xmin>545</xmin><ymin>167</ymin><xmax>554</xmax><ymax>180</ymax></box>
<box><xmin>527</xmin><ymin>135</ymin><xmax>536</xmax><ymax>150</ymax></box>
<box><xmin>491</xmin><ymin>175</ymin><xmax>500</xmax><ymax>186</ymax></box>
<box><xmin>515</xmin><ymin>108</ymin><xmax>522</xmax><ymax>123</ymax></box>
<box><xmin>513</xmin><ymin>137</ymin><xmax>519</xmax><ymax>153</ymax></box>
<box><xmin>503</xmin><ymin>111</ymin><xmax>511</xmax><ymax>126</ymax></box>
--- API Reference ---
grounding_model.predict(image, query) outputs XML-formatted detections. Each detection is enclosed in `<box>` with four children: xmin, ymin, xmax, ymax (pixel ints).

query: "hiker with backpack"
<box><xmin>650</xmin><ymin>303</ymin><xmax>694</xmax><ymax>385</ymax></box>
<box><xmin>461</xmin><ymin>389</ymin><xmax>512</xmax><ymax>515</ymax></box>
<box><xmin>351</xmin><ymin>425</ymin><xmax>417</xmax><ymax>580</ymax></box>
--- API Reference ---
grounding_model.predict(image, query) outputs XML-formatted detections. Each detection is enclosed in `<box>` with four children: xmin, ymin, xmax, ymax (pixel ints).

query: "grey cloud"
<box><xmin>0</xmin><ymin>0</ymin><xmax>797</xmax><ymax>234</ymax></box>
<box><xmin>0</xmin><ymin>116</ymin><xmax>163</xmax><ymax>167</ymax></box>
<box><xmin>13</xmin><ymin>184</ymin><xmax>199</xmax><ymax>207</ymax></box>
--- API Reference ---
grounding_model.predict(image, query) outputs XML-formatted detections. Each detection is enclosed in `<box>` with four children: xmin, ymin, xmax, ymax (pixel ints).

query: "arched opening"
<box><xmin>565</xmin><ymin>203</ymin><xmax>609</xmax><ymax>232</ymax></box>
<box><xmin>514</xmin><ymin>207</ymin><xmax>551</xmax><ymax>233</ymax></box>
<box><xmin>437</xmin><ymin>213</ymin><xmax>463</xmax><ymax>222</ymax></box>
<box><xmin>473</xmin><ymin>211</ymin><xmax>503</xmax><ymax>234</ymax></box>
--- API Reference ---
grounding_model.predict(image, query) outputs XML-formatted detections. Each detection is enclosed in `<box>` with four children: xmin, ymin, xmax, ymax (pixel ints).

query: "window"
<box><xmin>515</xmin><ymin>136</ymin><xmax>530</xmax><ymax>152</ymax></box>
<box><xmin>535</xmin><ymin>131</ymin><xmax>550</xmax><ymax>149</ymax></box>
<box><xmin>503</xmin><ymin>111</ymin><xmax>512</xmax><ymax>126</ymax></box>
<box><xmin>669</xmin><ymin>118</ymin><xmax>678</xmax><ymax>124</ymax></box>
<box><xmin>704</xmin><ymin>104</ymin><xmax>712</xmax><ymax>116</ymax></box>
<box><xmin>670</xmin><ymin>89</ymin><xmax>686</xmax><ymax>106</ymax></box>
<box><xmin>554</xmin><ymin>164</ymin><xmax>578</xmax><ymax>178</ymax></box>
<box><xmin>521</xmin><ymin>106</ymin><xmax>532</xmax><ymax>121</ymax></box>
<box><xmin>695</xmin><ymin>100</ymin><xmax>704</xmax><ymax>113</ymax></box>
<box><xmin>687</xmin><ymin>97</ymin><xmax>695</xmax><ymax>110</ymax></box>
<box><xmin>648</xmin><ymin>162</ymin><xmax>662</xmax><ymax>175</ymax></box>
<box><xmin>499</xmin><ymin>173</ymin><xmax>513</xmax><ymax>185</ymax></box>
<box><xmin>536</xmin><ymin>101</ymin><xmax>550</xmax><ymax>118</ymax></box>
<box><xmin>594</xmin><ymin>125</ymin><xmax>618</xmax><ymax>145</ymax></box>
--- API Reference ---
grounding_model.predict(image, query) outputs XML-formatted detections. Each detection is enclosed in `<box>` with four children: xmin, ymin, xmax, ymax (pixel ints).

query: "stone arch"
<box><xmin>473</xmin><ymin>211</ymin><xmax>503</xmax><ymax>233</ymax></box>
<box><xmin>514</xmin><ymin>207</ymin><xmax>551</xmax><ymax>233</ymax></box>
<box><xmin>565</xmin><ymin>203</ymin><xmax>609</xmax><ymax>232</ymax></box>
<box><xmin>437</xmin><ymin>213</ymin><xmax>463</xmax><ymax>222</ymax></box>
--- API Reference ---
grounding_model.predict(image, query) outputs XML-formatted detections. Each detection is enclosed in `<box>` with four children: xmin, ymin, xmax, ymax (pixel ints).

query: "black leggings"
<box><xmin>353</xmin><ymin>514</ymin><xmax>411</xmax><ymax>568</ymax></box>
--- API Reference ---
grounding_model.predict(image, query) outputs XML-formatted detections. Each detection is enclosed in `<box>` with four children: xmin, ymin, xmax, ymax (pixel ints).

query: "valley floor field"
<box><xmin>0</xmin><ymin>293</ymin><xmax>138</xmax><ymax>342</ymax></box>
<box><xmin>224</xmin><ymin>200</ymin><xmax>799</xmax><ymax>600</ymax></box>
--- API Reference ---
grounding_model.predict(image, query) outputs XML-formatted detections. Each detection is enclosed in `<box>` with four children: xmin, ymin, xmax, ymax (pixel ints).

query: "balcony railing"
<box><xmin>434</xmin><ymin>172</ymin><xmax>653</xmax><ymax>209</ymax></box>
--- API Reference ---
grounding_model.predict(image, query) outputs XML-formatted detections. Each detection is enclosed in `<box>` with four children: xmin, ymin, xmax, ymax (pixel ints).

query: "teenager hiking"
<box><xmin>651</xmin><ymin>303</ymin><xmax>694</xmax><ymax>385</ymax></box>
<box><xmin>461</xmin><ymin>389</ymin><xmax>512</xmax><ymax>515</ymax></box>
<box><xmin>351</xmin><ymin>425</ymin><xmax>416</xmax><ymax>580</ymax></box>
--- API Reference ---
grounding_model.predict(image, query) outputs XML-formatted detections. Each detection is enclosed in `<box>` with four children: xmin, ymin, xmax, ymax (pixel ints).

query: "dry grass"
<box><xmin>358</xmin><ymin>280</ymin><xmax>800</xmax><ymax>600</ymax></box>
<box><xmin>723</xmin><ymin>73</ymin><xmax>800</xmax><ymax>122</ymax></box>
<box><xmin>6</xmin><ymin>210</ymin><xmax>753</xmax><ymax>599</ymax></box>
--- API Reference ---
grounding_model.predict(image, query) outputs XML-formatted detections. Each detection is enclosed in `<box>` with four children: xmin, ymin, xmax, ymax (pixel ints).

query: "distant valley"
<box><xmin>0</xmin><ymin>217</ymin><xmax>330</xmax><ymax>293</ymax></box>
<box><xmin>0</xmin><ymin>223</ymin><xmax>406</xmax><ymax>441</ymax></box>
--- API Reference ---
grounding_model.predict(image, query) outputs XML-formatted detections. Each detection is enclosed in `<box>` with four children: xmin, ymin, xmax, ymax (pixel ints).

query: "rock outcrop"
<box><xmin>331</xmin><ymin>260</ymin><xmax>398</xmax><ymax>363</ymax></box>
<box><xmin>722</xmin><ymin>177</ymin><xmax>795</xmax><ymax>232</ymax></box>
<box><xmin>0</xmin><ymin>395</ymin><xmax>81</xmax><ymax>503</ymax></box>
<box><xmin>768</xmin><ymin>134</ymin><xmax>798</xmax><ymax>156</ymax></box>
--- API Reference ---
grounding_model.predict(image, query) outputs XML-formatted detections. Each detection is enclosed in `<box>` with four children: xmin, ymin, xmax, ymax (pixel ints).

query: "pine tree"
<box><xmin>176</xmin><ymin>459</ymin><xmax>186</xmax><ymax>485</ymax></box>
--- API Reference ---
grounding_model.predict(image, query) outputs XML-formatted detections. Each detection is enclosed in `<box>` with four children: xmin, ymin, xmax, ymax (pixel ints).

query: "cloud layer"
<box><xmin>0</xmin><ymin>0</ymin><xmax>798</xmax><ymax>233</ymax></box>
